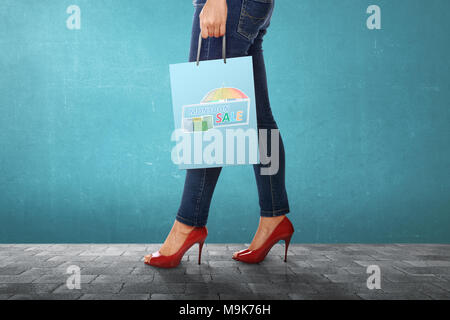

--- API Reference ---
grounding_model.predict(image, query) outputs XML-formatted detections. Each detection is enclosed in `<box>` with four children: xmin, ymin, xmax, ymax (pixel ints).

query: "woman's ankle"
<box><xmin>259</xmin><ymin>215</ymin><xmax>285</xmax><ymax>230</ymax></box>
<box><xmin>174</xmin><ymin>220</ymin><xmax>195</xmax><ymax>234</ymax></box>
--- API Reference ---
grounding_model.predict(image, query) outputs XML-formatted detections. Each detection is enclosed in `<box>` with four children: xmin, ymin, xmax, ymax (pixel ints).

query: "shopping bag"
<box><xmin>169</xmin><ymin>35</ymin><xmax>259</xmax><ymax>169</ymax></box>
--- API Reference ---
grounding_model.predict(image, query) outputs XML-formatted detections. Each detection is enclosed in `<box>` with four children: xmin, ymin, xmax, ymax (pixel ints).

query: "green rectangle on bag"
<box><xmin>193</xmin><ymin>117</ymin><xmax>202</xmax><ymax>131</ymax></box>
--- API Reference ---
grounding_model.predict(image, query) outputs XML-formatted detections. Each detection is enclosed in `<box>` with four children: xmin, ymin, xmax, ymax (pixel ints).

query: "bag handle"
<box><xmin>196</xmin><ymin>33</ymin><xmax>227</xmax><ymax>66</ymax></box>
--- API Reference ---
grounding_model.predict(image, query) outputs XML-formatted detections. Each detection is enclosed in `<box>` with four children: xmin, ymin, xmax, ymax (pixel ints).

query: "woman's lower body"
<box><xmin>145</xmin><ymin>0</ymin><xmax>291</xmax><ymax>266</ymax></box>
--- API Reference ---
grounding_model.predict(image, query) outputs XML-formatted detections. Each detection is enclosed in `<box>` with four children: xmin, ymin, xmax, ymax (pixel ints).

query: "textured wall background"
<box><xmin>0</xmin><ymin>0</ymin><xmax>449</xmax><ymax>243</ymax></box>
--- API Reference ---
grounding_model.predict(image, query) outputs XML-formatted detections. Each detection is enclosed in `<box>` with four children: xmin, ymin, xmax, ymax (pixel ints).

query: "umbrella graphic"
<box><xmin>201</xmin><ymin>87</ymin><xmax>248</xmax><ymax>103</ymax></box>
<box><xmin>182</xmin><ymin>87</ymin><xmax>250</xmax><ymax>132</ymax></box>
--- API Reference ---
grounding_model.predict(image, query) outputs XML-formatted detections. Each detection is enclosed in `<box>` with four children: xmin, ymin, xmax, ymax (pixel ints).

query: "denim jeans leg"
<box><xmin>176</xmin><ymin>167</ymin><xmax>222</xmax><ymax>227</ymax></box>
<box><xmin>249</xmin><ymin>31</ymin><xmax>290</xmax><ymax>217</ymax></box>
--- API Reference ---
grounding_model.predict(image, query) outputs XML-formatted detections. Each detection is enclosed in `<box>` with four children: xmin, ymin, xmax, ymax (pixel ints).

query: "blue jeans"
<box><xmin>176</xmin><ymin>0</ymin><xmax>289</xmax><ymax>227</ymax></box>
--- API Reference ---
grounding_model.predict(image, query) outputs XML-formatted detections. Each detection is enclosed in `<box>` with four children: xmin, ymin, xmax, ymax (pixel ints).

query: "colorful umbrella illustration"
<box><xmin>201</xmin><ymin>87</ymin><xmax>248</xmax><ymax>103</ymax></box>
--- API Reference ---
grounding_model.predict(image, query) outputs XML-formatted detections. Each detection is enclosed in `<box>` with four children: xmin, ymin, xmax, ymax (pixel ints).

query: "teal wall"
<box><xmin>0</xmin><ymin>0</ymin><xmax>449</xmax><ymax>243</ymax></box>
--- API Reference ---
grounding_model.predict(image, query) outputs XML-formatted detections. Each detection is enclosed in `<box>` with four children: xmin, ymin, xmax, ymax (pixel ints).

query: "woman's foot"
<box><xmin>232</xmin><ymin>215</ymin><xmax>294</xmax><ymax>263</ymax></box>
<box><xmin>232</xmin><ymin>215</ymin><xmax>285</xmax><ymax>259</ymax></box>
<box><xmin>144</xmin><ymin>220</ymin><xmax>194</xmax><ymax>264</ymax></box>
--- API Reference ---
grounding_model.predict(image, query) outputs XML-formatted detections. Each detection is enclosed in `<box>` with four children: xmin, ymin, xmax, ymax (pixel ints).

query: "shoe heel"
<box><xmin>284</xmin><ymin>235</ymin><xmax>292</xmax><ymax>262</ymax></box>
<box><xmin>198</xmin><ymin>241</ymin><xmax>205</xmax><ymax>265</ymax></box>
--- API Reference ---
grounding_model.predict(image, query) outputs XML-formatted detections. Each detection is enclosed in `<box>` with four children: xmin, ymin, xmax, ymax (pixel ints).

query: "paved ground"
<box><xmin>0</xmin><ymin>244</ymin><xmax>449</xmax><ymax>300</ymax></box>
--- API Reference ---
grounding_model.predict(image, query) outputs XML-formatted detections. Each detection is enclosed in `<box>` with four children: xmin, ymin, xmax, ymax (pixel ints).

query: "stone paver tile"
<box><xmin>122</xmin><ymin>251</ymin><xmax>148</xmax><ymax>257</ymax></box>
<box><xmin>151</xmin><ymin>267</ymin><xmax>188</xmax><ymax>275</ymax></box>
<box><xmin>92</xmin><ymin>275</ymin><xmax>153</xmax><ymax>283</ymax></box>
<box><xmin>185</xmin><ymin>282</ymin><xmax>210</xmax><ymax>294</ymax></box>
<box><xmin>80</xmin><ymin>293</ymin><xmax>150</xmax><ymax>300</ymax></box>
<box><xmin>291</xmin><ymin>266</ymin><xmax>350</xmax><ymax>275</ymax></box>
<box><xmin>208</xmin><ymin>267</ymin><xmax>241</xmax><ymax>275</ymax></box>
<box><xmin>206</xmin><ymin>282</ymin><xmax>252</xmax><ymax>294</ymax></box>
<box><xmin>383</xmin><ymin>273</ymin><xmax>442</xmax><ymax>283</ymax></box>
<box><xmin>289</xmin><ymin>292</ymin><xmax>361</xmax><ymax>300</ymax></box>
<box><xmin>219</xmin><ymin>293</ymin><xmax>291</xmax><ymax>300</ymax></box>
<box><xmin>285</xmin><ymin>272</ymin><xmax>331</xmax><ymax>284</ymax></box>
<box><xmin>238</xmin><ymin>265</ymin><xmax>294</xmax><ymax>275</ymax></box>
<box><xmin>184</xmin><ymin>265</ymin><xmax>214</xmax><ymax>275</ymax></box>
<box><xmin>56</xmin><ymin>261</ymin><xmax>108</xmax><ymax>269</ymax></box>
<box><xmin>411</xmin><ymin>283</ymin><xmax>450</xmax><ymax>300</ymax></box>
<box><xmin>92</xmin><ymin>256</ymin><xmax>140</xmax><ymax>262</ymax></box>
<box><xmin>0</xmin><ymin>266</ymin><xmax>28</xmax><ymax>275</ymax></box>
<box><xmin>20</xmin><ymin>267</ymin><xmax>71</xmax><ymax>277</ymax></box>
<box><xmin>324</xmin><ymin>273</ymin><xmax>371</xmax><ymax>284</ymax></box>
<box><xmin>119</xmin><ymin>282</ymin><xmax>153</xmax><ymax>293</ymax></box>
<box><xmin>0</xmin><ymin>262</ymin><xmax>12</xmax><ymax>268</ymax></box>
<box><xmin>290</xmin><ymin>254</ymin><xmax>331</xmax><ymax>261</ymax></box>
<box><xmin>79</xmin><ymin>251</ymin><xmax>124</xmax><ymax>257</ymax></box>
<box><xmin>204</xmin><ymin>244</ymin><xmax>229</xmax><ymax>250</ymax></box>
<box><xmin>32</xmin><ymin>275</ymin><xmax>97</xmax><ymax>284</ymax></box>
<box><xmin>342</xmin><ymin>266</ymin><xmax>407</xmax><ymax>276</ymax></box>
<box><xmin>153</xmin><ymin>274</ymin><xmax>211</xmax><ymax>283</ymax></box>
<box><xmin>0</xmin><ymin>283</ymin><xmax>60</xmax><ymax>294</ymax></box>
<box><xmin>72</xmin><ymin>266</ymin><xmax>135</xmax><ymax>276</ymax></box>
<box><xmin>7</xmin><ymin>261</ymin><xmax>66</xmax><ymax>269</ymax></box>
<box><xmin>8</xmin><ymin>293</ymin><xmax>83</xmax><ymax>300</ymax></box>
<box><xmin>430</xmin><ymin>281</ymin><xmax>450</xmax><ymax>292</ymax></box>
<box><xmin>34</xmin><ymin>251</ymin><xmax>84</xmax><ymax>257</ymax></box>
<box><xmin>410</xmin><ymin>255</ymin><xmax>450</xmax><ymax>261</ymax></box>
<box><xmin>130</xmin><ymin>266</ymin><xmax>160</xmax><ymax>275</ymax></box>
<box><xmin>124</xmin><ymin>245</ymin><xmax>147</xmax><ymax>251</ymax></box>
<box><xmin>357</xmin><ymin>291</ymin><xmax>432</xmax><ymax>300</ymax></box>
<box><xmin>121</xmin><ymin>282</ymin><xmax>186</xmax><ymax>294</ymax></box>
<box><xmin>393</xmin><ymin>266</ymin><xmax>450</xmax><ymax>276</ymax></box>
<box><xmin>423</xmin><ymin>291</ymin><xmax>450</xmax><ymax>300</ymax></box>
<box><xmin>108</xmin><ymin>261</ymin><xmax>145</xmax><ymax>269</ymax></box>
<box><xmin>207</xmin><ymin>250</ymin><xmax>235</xmax><ymax>256</ymax></box>
<box><xmin>306</xmin><ymin>260</ymin><xmax>361</xmax><ymax>268</ymax></box>
<box><xmin>208</xmin><ymin>261</ymin><xmax>241</xmax><ymax>268</ymax></box>
<box><xmin>354</xmin><ymin>260</ymin><xmax>412</xmax><ymax>268</ymax></box>
<box><xmin>285</xmin><ymin>260</ymin><xmax>311</xmax><ymax>268</ymax></box>
<box><xmin>148</xmin><ymin>283</ymin><xmax>187</xmax><ymax>294</ymax></box>
<box><xmin>310</xmin><ymin>282</ymin><xmax>369</xmax><ymax>295</ymax></box>
<box><xmin>210</xmin><ymin>273</ymin><xmax>269</xmax><ymax>283</ymax></box>
<box><xmin>248</xmin><ymin>282</ymin><xmax>316</xmax><ymax>295</ymax></box>
<box><xmin>53</xmin><ymin>283</ymin><xmax>123</xmax><ymax>294</ymax></box>
<box><xmin>378</xmin><ymin>281</ymin><xmax>433</xmax><ymax>292</ymax></box>
<box><xmin>0</xmin><ymin>275</ymin><xmax>37</xmax><ymax>283</ymax></box>
<box><xmin>47</xmin><ymin>256</ymin><xmax>98</xmax><ymax>262</ymax></box>
<box><xmin>226</xmin><ymin>244</ymin><xmax>250</xmax><ymax>251</ymax></box>
<box><xmin>404</xmin><ymin>260</ymin><xmax>450</xmax><ymax>267</ymax></box>
<box><xmin>151</xmin><ymin>293</ymin><xmax>219</xmax><ymax>300</ymax></box>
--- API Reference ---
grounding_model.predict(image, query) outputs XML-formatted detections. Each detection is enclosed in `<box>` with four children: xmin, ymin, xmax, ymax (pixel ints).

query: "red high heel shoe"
<box><xmin>233</xmin><ymin>216</ymin><xmax>294</xmax><ymax>264</ymax></box>
<box><xmin>145</xmin><ymin>227</ymin><xmax>207</xmax><ymax>268</ymax></box>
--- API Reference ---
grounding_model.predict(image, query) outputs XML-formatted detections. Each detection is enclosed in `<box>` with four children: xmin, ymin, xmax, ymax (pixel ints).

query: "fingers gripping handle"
<box><xmin>196</xmin><ymin>33</ymin><xmax>227</xmax><ymax>66</ymax></box>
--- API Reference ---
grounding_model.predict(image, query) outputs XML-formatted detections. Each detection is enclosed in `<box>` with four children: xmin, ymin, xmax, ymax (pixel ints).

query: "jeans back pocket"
<box><xmin>237</xmin><ymin>0</ymin><xmax>274</xmax><ymax>41</ymax></box>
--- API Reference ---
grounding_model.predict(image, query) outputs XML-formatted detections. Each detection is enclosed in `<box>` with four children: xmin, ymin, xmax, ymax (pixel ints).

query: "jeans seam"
<box><xmin>269</xmin><ymin>174</ymin><xmax>275</xmax><ymax>214</ymax></box>
<box><xmin>206</xmin><ymin>37</ymin><xmax>210</xmax><ymax>60</ymax></box>
<box><xmin>237</xmin><ymin>0</ymin><xmax>273</xmax><ymax>41</ymax></box>
<box><xmin>261</xmin><ymin>208</ymin><xmax>289</xmax><ymax>213</ymax></box>
<box><xmin>193</xmin><ymin>169</ymin><xmax>207</xmax><ymax>226</ymax></box>
<box><xmin>176</xmin><ymin>213</ymin><xmax>205</xmax><ymax>227</ymax></box>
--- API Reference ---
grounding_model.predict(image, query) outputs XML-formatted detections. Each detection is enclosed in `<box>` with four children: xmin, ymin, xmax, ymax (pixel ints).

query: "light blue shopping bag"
<box><xmin>169</xmin><ymin>35</ymin><xmax>259</xmax><ymax>169</ymax></box>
